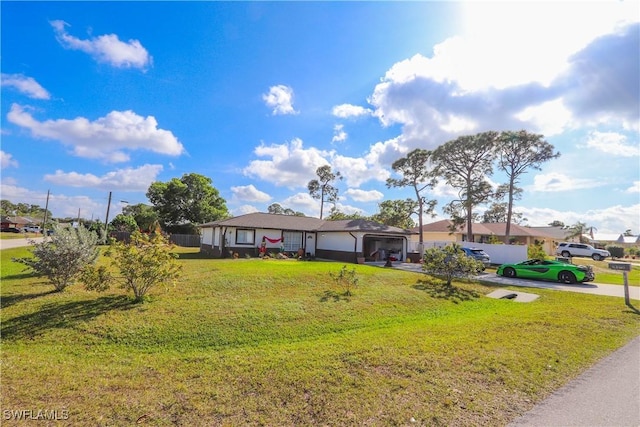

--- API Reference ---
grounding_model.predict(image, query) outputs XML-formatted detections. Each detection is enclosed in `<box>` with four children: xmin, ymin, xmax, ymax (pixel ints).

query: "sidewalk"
<box><xmin>509</xmin><ymin>335</ymin><xmax>640</xmax><ymax>426</ymax></box>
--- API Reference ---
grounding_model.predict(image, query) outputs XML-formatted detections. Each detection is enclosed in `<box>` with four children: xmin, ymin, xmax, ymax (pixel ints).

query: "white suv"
<box><xmin>555</xmin><ymin>242</ymin><xmax>610</xmax><ymax>261</ymax></box>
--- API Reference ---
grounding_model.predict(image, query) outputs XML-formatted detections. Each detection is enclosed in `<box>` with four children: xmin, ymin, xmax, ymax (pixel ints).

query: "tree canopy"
<box><xmin>122</xmin><ymin>203</ymin><xmax>159</xmax><ymax>232</ymax></box>
<box><xmin>307</xmin><ymin>165</ymin><xmax>341</xmax><ymax>219</ymax></box>
<box><xmin>370</xmin><ymin>199</ymin><xmax>418</xmax><ymax>229</ymax></box>
<box><xmin>146</xmin><ymin>173</ymin><xmax>229</xmax><ymax>234</ymax></box>
<box><xmin>267</xmin><ymin>203</ymin><xmax>305</xmax><ymax>216</ymax></box>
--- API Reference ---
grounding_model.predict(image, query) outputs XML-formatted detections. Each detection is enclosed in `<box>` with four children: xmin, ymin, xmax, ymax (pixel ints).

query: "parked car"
<box><xmin>497</xmin><ymin>259</ymin><xmax>595</xmax><ymax>284</ymax></box>
<box><xmin>22</xmin><ymin>225</ymin><xmax>41</xmax><ymax>233</ymax></box>
<box><xmin>1</xmin><ymin>227</ymin><xmax>21</xmax><ymax>233</ymax></box>
<box><xmin>555</xmin><ymin>242</ymin><xmax>610</xmax><ymax>261</ymax></box>
<box><xmin>460</xmin><ymin>247</ymin><xmax>491</xmax><ymax>270</ymax></box>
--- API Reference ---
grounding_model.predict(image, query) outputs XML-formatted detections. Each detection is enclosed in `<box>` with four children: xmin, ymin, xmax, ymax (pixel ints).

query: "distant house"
<box><xmin>198</xmin><ymin>212</ymin><xmax>417</xmax><ymax>263</ymax></box>
<box><xmin>412</xmin><ymin>219</ymin><xmax>561</xmax><ymax>255</ymax></box>
<box><xmin>0</xmin><ymin>216</ymin><xmax>39</xmax><ymax>230</ymax></box>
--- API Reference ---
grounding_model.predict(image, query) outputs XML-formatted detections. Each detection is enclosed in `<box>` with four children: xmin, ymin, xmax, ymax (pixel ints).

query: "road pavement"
<box><xmin>509</xmin><ymin>335</ymin><xmax>640</xmax><ymax>427</ymax></box>
<box><xmin>0</xmin><ymin>236</ymin><xmax>45</xmax><ymax>250</ymax></box>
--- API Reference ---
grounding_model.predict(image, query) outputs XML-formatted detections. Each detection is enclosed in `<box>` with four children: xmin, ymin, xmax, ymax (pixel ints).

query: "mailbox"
<box><xmin>608</xmin><ymin>262</ymin><xmax>631</xmax><ymax>272</ymax></box>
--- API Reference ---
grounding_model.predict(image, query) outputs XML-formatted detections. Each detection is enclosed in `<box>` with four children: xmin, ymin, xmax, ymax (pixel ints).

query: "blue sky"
<box><xmin>1</xmin><ymin>1</ymin><xmax>638</xmax><ymax>233</ymax></box>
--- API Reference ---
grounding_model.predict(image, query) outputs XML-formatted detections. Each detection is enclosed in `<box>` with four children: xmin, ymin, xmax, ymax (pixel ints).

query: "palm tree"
<box><xmin>566</xmin><ymin>222</ymin><xmax>588</xmax><ymax>243</ymax></box>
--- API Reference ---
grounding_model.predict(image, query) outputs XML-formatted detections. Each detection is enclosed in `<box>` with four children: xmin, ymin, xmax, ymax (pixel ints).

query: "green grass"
<box><xmin>1</xmin><ymin>247</ymin><xmax>639</xmax><ymax>426</ymax></box>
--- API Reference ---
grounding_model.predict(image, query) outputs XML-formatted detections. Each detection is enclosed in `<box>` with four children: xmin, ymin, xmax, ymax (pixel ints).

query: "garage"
<box><xmin>363</xmin><ymin>234</ymin><xmax>407</xmax><ymax>262</ymax></box>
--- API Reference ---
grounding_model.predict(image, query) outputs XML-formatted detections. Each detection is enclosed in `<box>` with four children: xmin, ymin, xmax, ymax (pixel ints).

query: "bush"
<box><xmin>329</xmin><ymin>265</ymin><xmax>359</xmax><ymax>296</ymax></box>
<box><xmin>422</xmin><ymin>244</ymin><xmax>484</xmax><ymax>287</ymax></box>
<box><xmin>82</xmin><ymin>231</ymin><xmax>181</xmax><ymax>302</ymax></box>
<box><xmin>13</xmin><ymin>224</ymin><xmax>99</xmax><ymax>292</ymax></box>
<box><xmin>606</xmin><ymin>246</ymin><xmax>624</xmax><ymax>259</ymax></box>
<box><xmin>528</xmin><ymin>243</ymin><xmax>547</xmax><ymax>260</ymax></box>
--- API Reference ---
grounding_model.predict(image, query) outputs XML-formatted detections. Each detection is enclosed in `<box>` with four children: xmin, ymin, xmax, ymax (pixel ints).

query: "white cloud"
<box><xmin>281</xmin><ymin>192</ymin><xmax>320</xmax><ymax>217</ymax></box>
<box><xmin>44</xmin><ymin>164</ymin><xmax>163</xmax><ymax>191</ymax></box>
<box><xmin>331</xmin><ymin>124</ymin><xmax>347</xmax><ymax>143</ymax></box>
<box><xmin>0</xmin><ymin>151</ymin><xmax>19</xmax><ymax>169</ymax></box>
<box><xmin>7</xmin><ymin>104</ymin><xmax>184</xmax><ymax>163</ymax></box>
<box><xmin>232</xmin><ymin>204</ymin><xmax>260</xmax><ymax>216</ymax></box>
<box><xmin>530</xmin><ymin>172</ymin><xmax>603</xmax><ymax>192</ymax></box>
<box><xmin>50</xmin><ymin>20</ymin><xmax>152</xmax><ymax>70</ymax></box>
<box><xmin>243</xmin><ymin>138</ymin><xmax>331</xmax><ymax>188</ymax></box>
<box><xmin>262</xmin><ymin>85</ymin><xmax>298</xmax><ymax>115</ymax></box>
<box><xmin>626</xmin><ymin>181</ymin><xmax>640</xmax><ymax>193</ymax></box>
<box><xmin>521</xmin><ymin>204</ymin><xmax>640</xmax><ymax>234</ymax></box>
<box><xmin>514</xmin><ymin>99</ymin><xmax>573</xmax><ymax>136</ymax></box>
<box><xmin>230</xmin><ymin>184</ymin><xmax>271</xmax><ymax>203</ymax></box>
<box><xmin>343</xmin><ymin>188</ymin><xmax>383</xmax><ymax>202</ymax></box>
<box><xmin>333</xmin><ymin>154</ymin><xmax>389</xmax><ymax>187</ymax></box>
<box><xmin>332</xmin><ymin>104</ymin><xmax>372</xmax><ymax>118</ymax></box>
<box><xmin>583</xmin><ymin>131</ymin><xmax>639</xmax><ymax>157</ymax></box>
<box><xmin>1</xmin><ymin>74</ymin><xmax>51</xmax><ymax>99</ymax></box>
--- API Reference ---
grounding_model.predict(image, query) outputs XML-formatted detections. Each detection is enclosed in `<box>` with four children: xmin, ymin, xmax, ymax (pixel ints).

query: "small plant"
<box><xmin>329</xmin><ymin>265</ymin><xmax>359</xmax><ymax>296</ymax></box>
<box><xmin>82</xmin><ymin>231</ymin><xmax>181</xmax><ymax>302</ymax></box>
<box><xmin>13</xmin><ymin>224</ymin><xmax>99</xmax><ymax>292</ymax></box>
<box><xmin>528</xmin><ymin>243</ymin><xmax>547</xmax><ymax>260</ymax></box>
<box><xmin>422</xmin><ymin>244</ymin><xmax>483</xmax><ymax>287</ymax></box>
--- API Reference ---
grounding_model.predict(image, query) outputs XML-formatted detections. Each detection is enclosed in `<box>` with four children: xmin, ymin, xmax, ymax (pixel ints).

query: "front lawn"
<box><xmin>1</xmin><ymin>247</ymin><xmax>638</xmax><ymax>426</ymax></box>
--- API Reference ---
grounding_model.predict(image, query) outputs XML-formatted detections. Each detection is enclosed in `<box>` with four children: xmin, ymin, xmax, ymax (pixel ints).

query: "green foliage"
<box><xmin>1</xmin><ymin>199</ymin><xmax>52</xmax><ymax>219</ymax></box>
<box><xmin>487</xmin><ymin>234</ymin><xmax>503</xmax><ymax>244</ymax></box>
<box><xmin>370</xmin><ymin>199</ymin><xmax>419</xmax><ymax>229</ymax></box>
<box><xmin>12</xmin><ymin>224</ymin><xmax>99</xmax><ymax>292</ymax></box>
<box><xmin>329</xmin><ymin>265</ymin><xmax>359</xmax><ymax>296</ymax></box>
<box><xmin>422</xmin><ymin>244</ymin><xmax>484</xmax><ymax>286</ymax></box>
<box><xmin>528</xmin><ymin>243</ymin><xmax>547</xmax><ymax>260</ymax></box>
<box><xmin>110</xmin><ymin>213</ymin><xmax>138</xmax><ymax>233</ymax></box>
<box><xmin>122</xmin><ymin>203</ymin><xmax>159</xmax><ymax>232</ymax></box>
<box><xmin>307</xmin><ymin>165</ymin><xmax>342</xmax><ymax>219</ymax></box>
<box><xmin>147</xmin><ymin>173</ymin><xmax>229</xmax><ymax>233</ymax></box>
<box><xmin>324</xmin><ymin>207</ymin><xmax>367</xmax><ymax>221</ymax></box>
<box><xmin>267</xmin><ymin>203</ymin><xmax>306</xmax><ymax>216</ymax></box>
<box><xmin>83</xmin><ymin>231</ymin><xmax>182</xmax><ymax>302</ymax></box>
<box><xmin>606</xmin><ymin>246</ymin><xmax>624</xmax><ymax>259</ymax></box>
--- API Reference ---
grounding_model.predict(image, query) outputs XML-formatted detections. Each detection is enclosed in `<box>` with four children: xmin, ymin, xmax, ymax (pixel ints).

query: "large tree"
<box><xmin>146</xmin><ymin>173</ymin><xmax>229</xmax><ymax>233</ymax></box>
<box><xmin>325</xmin><ymin>207</ymin><xmax>367</xmax><ymax>221</ymax></box>
<box><xmin>386</xmin><ymin>149</ymin><xmax>438</xmax><ymax>251</ymax></box>
<box><xmin>123</xmin><ymin>203</ymin><xmax>158</xmax><ymax>232</ymax></box>
<box><xmin>496</xmin><ymin>130</ymin><xmax>560</xmax><ymax>239</ymax></box>
<box><xmin>267</xmin><ymin>203</ymin><xmax>305</xmax><ymax>216</ymax></box>
<box><xmin>483</xmin><ymin>184</ymin><xmax>525</xmax><ymax>224</ymax></box>
<box><xmin>370</xmin><ymin>199</ymin><xmax>419</xmax><ymax>229</ymax></box>
<box><xmin>432</xmin><ymin>132</ymin><xmax>499</xmax><ymax>242</ymax></box>
<box><xmin>307</xmin><ymin>165</ymin><xmax>341</xmax><ymax>219</ymax></box>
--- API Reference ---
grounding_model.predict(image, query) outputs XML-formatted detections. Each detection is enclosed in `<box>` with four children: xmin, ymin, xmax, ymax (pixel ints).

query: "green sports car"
<box><xmin>496</xmin><ymin>259</ymin><xmax>595</xmax><ymax>284</ymax></box>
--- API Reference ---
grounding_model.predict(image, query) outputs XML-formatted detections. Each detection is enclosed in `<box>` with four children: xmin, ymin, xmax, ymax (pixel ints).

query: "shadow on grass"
<box><xmin>412</xmin><ymin>279</ymin><xmax>479</xmax><ymax>303</ymax></box>
<box><xmin>1</xmin><ymin>289</ymin><xmax>57</xmax><ymax>309</ymax></box>
<box><xmin>1</xmin><ymin>295</ymin><xmax>136</xmax><ymax>341</ymax></box>
<box><xmin>320</xmin><ymin>290</ymin><xmax>351</xmax><ymax>302</ymax></box>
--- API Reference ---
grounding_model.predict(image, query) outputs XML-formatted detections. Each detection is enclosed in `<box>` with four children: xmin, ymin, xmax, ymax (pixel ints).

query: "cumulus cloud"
<box><xmin>50</xmin><ymin>20</ymin><xmax>152</xmax><ymax>70</ymax></box>
<box><xmin>333</xmin><ymin>153</ymin><xmax>389</xmax><ymax>187</ymax></box>
<box><xmin>582</xmin><ymin>131</ymin><xmax>640</xmax><ymax>157</ymax></box>
<box><xmin>1</xmin><ymin>74</ymin><xmax>50</xmax><ymax>99</ymax></box>
<box><xmin>281</xmin><ymin>192</ymin><xmax>320</xmax><ymax>217</ymax></box>
<box><xmin>231</xmin><ymin>184</ymin><xmax>272</xmax><ymax>203</ymax></box>
<box><xmin>343</xmin><ymin>189</ymin><xmax>383</xmax><ymax>202</ymax></box>
<box><xmin>243</xmin><ymin>138</ymin><xmax>331</xmax><ymax>188</ymax></box>
<box><xmin>332</xmin><ymin>104</ymin><xmax>373</xmax><ymax>118</ymax></box>
<box><xmin>44</xmin><ymin>164</ymin><xmax>163</xmax><ymax>191</ymax></box>
<box><xmin>262</xmin><ymin>85</ymin><xmax>298</xmax><ymax>115</ymax></box>
<box><xmin>331</xmin><ymin>124</ymin><xmax>347</xmax><ymax>143</ymax></box>
<box><xmin>7</xmin><ymin>104</ymin><xmax>184</xmax><ymax>163</ymax></box>
<box><xmin>232</xmin><ymin>204</ymin><xmax>260</xmax><ymax>216</ymax></box>
<box><xmin>1</xmin><ymin>151</ymin><xmax>19</xmax><ymax>169</ymax></box>
<box><xmin>521</xmin><ymin>204</ymin><xmax>640</xmax><ymax>234</ymax></box>
<box><xmin>626</xmin><ymin>181</ymin><xmax>640</xmax><ymax>193</ymax></box>
<box><xmin>530</xmin><ymin>172</ymin><xmax>604</xmax><ymax>192</ymax></box>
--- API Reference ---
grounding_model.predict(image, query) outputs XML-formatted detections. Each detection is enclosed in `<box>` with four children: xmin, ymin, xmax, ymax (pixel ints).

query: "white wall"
<box><xmin>421</xmin><ymin>240</ymin><xmax>528</xmax><ymax>265</ymax></box>
<box><xmin>317</xmin><ymin>232</ymin><xmax>359</xmax><ymax>252</ymax></box>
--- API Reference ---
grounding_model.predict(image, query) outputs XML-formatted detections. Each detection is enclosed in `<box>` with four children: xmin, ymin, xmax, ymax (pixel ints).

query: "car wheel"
<box><xmin>561</xmin><ymin>251</ymin><xmax>571</xmax><ymax>258</ymax></box>
<box><xmin>503</xmin><ymin>267</ymin><xmax>516</xmax><ymax>278</ymax></box>
<box><xmin>592</xmin><ymin>254</ymin><xmax>602</xmax><ymax>261</ymax></box>
<box><xmin>559</xmin><ymin>271</ymin><xmax>577</xmax><ymax>284</ymax></box>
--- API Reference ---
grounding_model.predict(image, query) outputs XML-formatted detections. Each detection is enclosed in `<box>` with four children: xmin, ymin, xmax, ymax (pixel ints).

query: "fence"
<box><xmin>409</xmin><ymin>240</ymin><xmax>528</xmax><ymax>265</ymax></box>
<box><xmin>169</xmin><ymin>234</ymin><xmax>201</xmax><ymax>247</ymax></box>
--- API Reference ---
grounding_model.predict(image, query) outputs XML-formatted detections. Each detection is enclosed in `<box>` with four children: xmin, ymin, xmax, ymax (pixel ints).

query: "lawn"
<box><xmin>1</xmin><ymin>246</ymin><xmax>639</xmax><ymax>426</ymax></box>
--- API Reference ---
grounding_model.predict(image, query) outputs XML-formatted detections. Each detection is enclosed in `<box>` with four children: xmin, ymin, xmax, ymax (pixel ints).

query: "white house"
<box><xmin>198</xmin><ymin>213</ymin><xmax>417</xmax><ymax>263</ymax></box>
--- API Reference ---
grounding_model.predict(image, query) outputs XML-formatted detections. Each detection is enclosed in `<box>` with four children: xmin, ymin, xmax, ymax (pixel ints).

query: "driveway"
<box><xmin>0</xmin><ymin>236</ymin><xmax>45</xmax><ymax>250</ymax></box>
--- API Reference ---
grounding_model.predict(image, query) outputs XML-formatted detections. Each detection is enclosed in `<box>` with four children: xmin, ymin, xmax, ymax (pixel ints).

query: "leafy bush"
<box><xmin>13</xmin><ymin>224</ymin><xmax>99</xmax><ymax>292</ymax></box>
<box><xmin>422</xmin><ymin>244</ymin><xmax>484</xmax><ymax>287</ymax></box>
<box><xmin>527</xmin><ymin>243</ymin><xmax>547</xmax><ymax>260</ymax></box>
<box><xmin>329</xmin><ymin>265</ymin><xmax>359</xmax><ymax>296</ymax></box>
<box><xmin>606</xmin><ymin>246</ymin><xmax>624</xmax><ymax>259</ymax></box>
<box><xmin>82</xmin><ymin>231</ymin><xmax>181</xmax><ymax>302</ymax></box>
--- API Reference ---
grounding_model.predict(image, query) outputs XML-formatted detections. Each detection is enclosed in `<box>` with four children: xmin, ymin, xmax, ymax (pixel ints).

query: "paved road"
<box><xmin>509</xmin><ymin>335</ymin><xmax>640</xmax><ymax>427</ymax></box>
<box><xmin>0</xmin><ymin>236</ymin><xmax>44</xmax><ymax>250</ymax></box>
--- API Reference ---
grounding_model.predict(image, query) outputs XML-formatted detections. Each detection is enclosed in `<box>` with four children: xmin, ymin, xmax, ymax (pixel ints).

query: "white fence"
<box><xmin>409</xmin><ymin>241</ymin><xmax>528</xmax><ymax>265</ymax></box>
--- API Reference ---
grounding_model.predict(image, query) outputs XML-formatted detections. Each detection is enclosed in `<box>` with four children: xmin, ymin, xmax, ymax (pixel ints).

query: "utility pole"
<box><xmin>76</xmin><ymin>208</ymin><xmax>81</xmax><ymax>227</ymax></box>
<box><xmin>104</xmin><ymin>191</ymin><xmax>112</xmax><ymax>237</ymax></box>
<box><xmin>42</xmin><ymin>189</ymin><xmax>50</xmax><ymax>233</ymax></box>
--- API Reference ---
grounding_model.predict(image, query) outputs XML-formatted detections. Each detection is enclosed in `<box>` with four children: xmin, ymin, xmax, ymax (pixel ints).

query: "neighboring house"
<box><xmin>581</xmin><ymin>233</ymin><xmax>636</xmax><ymax>248</ymax></box>
<box><xmin>622</xmin><ymin>235</ymin><xmax>640</xmax><ymax>246</ymax></box>
<box><xmin>412</xmin><ymin>219</ymin><xmax>560</xmax><ymax>255</ymax></box>
<box><xmin>0</xmin><ymin>216</ymin><xmax>38</xmax><ymax>229</ymax></box>
<box><xmin>198</xmin><ymin>212</ymin><xmax>417</xmax><ymax>263</ymax></box>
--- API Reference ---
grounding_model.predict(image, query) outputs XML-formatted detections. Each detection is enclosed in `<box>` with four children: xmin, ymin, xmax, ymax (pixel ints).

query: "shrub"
<box><xmin>606</xmin><ymin>246</ymin><xmax>624</xmax><ymax>259</ymax></box>
<box><xmin>13</xmin><ymin>224</ymin><xmax>99</xmax><ymax>292</ymax></box>
<box><xmin>422</xmin><ymin>244</ymin><xmax>483</xmax><ymax>287</ymax></box>
<box><xmin>528</xmin><ymin>243</ymin><xmax>547</xmax><ymax>260</ymax></box>
<box><xmin>329</xmin><ymin>265</ymin><xmax>359</xmax><ymax>296</ymax></box>
<box><xmin>82</xmin><ymin>231</ymin><xmax>181</xmax><ymax>302</ymax></box>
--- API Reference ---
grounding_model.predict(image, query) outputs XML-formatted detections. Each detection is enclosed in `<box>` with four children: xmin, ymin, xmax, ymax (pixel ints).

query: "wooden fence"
<box><xmin>110</xmin><ymin>232</ymin><xmax>201</xmax><ymax>248</ymax></box>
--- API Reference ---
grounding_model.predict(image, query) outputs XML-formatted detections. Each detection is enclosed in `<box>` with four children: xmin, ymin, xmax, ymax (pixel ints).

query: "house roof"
<box><xmin>582</xmin><ymin>233</ymin><xmax>624</xmax><ymax>243</ymax></box>
<box><xmin>527</xmin><ymin>226</ymin><xmax>572</xmax><ymax>240</ymax></box>
<box><xmin>199</xmin><ymin>213</ymin><xmax>414</xmax><ymax>235</ymax></box>
<box><xmin>413</xmin><ymin>219</ymin><xmax>557</xmax><ymax>238</ymax></box>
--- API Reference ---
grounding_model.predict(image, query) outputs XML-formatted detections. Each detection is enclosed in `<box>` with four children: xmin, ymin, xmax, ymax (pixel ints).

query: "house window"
<box><xmin>236</xmin><ymin>229</ymin><xmax>255</xmax><ymax>245</ymax></box>
<box><xmin>282</xmin><ymin>231</ymin><xmax>302</xmax><ymax>252</ymax></box>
